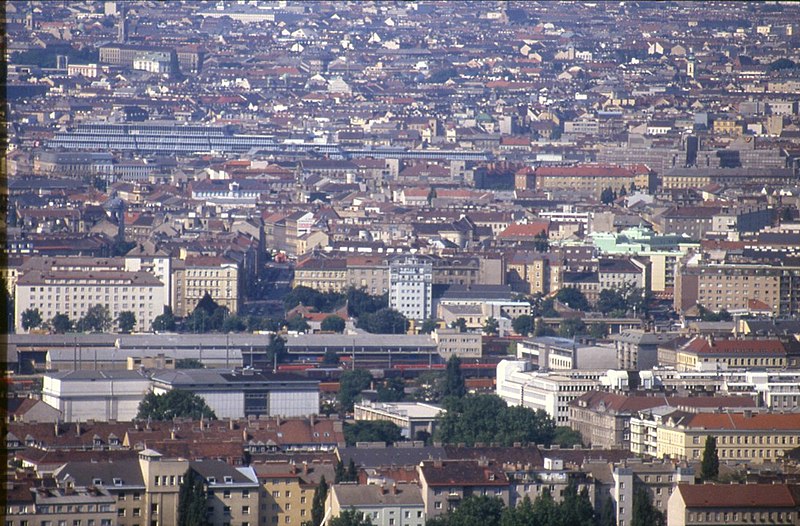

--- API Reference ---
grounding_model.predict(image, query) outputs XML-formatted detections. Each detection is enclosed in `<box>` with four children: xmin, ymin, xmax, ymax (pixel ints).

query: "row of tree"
<box><xmin>21</xmin><ymin>305</ymin><xmax>137</xmax><ymax>333</ymax></box>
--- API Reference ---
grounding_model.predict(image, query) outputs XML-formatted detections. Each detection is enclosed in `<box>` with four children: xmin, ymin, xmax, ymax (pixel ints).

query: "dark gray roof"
<box><xmin>337</xmin><ymin>445</ymin><xmax>446</xmax><ymax>469</ymax></box>
<box><xmin>57</xmin><ymin>459</ymin><xmax>145</xmax><ymax>489</ymax></box>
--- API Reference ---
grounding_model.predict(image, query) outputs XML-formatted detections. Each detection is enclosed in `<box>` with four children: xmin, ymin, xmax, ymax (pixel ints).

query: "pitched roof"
<box><xmin>685</xmin><ymin>412</ymin><xmax>800</xmax><ymax>431</ymax></box>
<box><xmin>677</xmin><ymin>483</ymin><xmax>799</xmax><ymax>508</ymax></box>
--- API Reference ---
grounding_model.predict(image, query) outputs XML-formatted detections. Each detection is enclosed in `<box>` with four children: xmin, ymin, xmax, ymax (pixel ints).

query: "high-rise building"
<box><xmin>389</xmin><ymin>255</ymin><xmax>433</xmax><ymax>321</ymax></box>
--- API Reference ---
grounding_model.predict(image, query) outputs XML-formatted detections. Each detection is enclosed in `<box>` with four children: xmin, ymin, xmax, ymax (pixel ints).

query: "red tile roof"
<box><xmin>685</xmin><ymin>412</ymin><xmax>800</xmax><ymax>431</ymax></box>
<box><xmin>677</xmin><ymin>483</ymin><xmax>799</xmax><ymax>508</ymax></box>
<box><xmin>535</xmin><ymin>164</ymin><xmax>635</xmax><ymax>178</ymax></box>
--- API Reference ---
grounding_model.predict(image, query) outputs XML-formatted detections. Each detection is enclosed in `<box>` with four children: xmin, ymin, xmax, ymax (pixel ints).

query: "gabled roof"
<box><xmin>677</xmin><ymin>483</ymin><xmax>800</xmax><ymax>508</ymax></box>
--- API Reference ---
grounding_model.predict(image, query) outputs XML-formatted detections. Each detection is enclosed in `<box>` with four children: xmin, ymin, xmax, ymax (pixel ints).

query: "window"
<box><xmin>133</xmin><ymin>509</ymin><xmax>141</xmax><ymax>517</ymax></box>
<box><xmin>243</xmin><ymin>490</ymin><xmax>250</xmax><ymax>499</ymax></box>
<box><xmin>242</xmin><ymin>507</ymin><xmax>250</xmax><ymax>515</ymax></box>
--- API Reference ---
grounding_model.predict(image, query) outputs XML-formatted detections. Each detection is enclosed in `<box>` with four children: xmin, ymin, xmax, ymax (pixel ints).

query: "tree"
<box><xmin>117</xmin><ymin>311</ymin><xmax>136</xmax><ymax>333</ymax></box>
<box><xmin>597</xmin><ymin>288</ymin><xmax>627</xmax><ymax>315</ymax></box>
<box><xmin>137</xmin><ymin>390</ymin><xmax>217</xmax><ymax>421</ymax></box>
<box><xmin>176</xmin><ymin>358</ymin><xmax>204</xmax><ymax>369</ymax></box>
<box><xmin>450</xmin><ymin>317</ymin><xmax>468</xmax><ymax>332</ymax></box>
<box><xmin>51</xmin><ymin>313</ymin><xmax>73</xmax><ymax>334</ymax></box>
<box><xmin>21</xmin><ymin>308</ymin><xmax>43</xmax><ymax>332</ymax></box>
<box><xmin>782</xmin><ymin>207</ymin><xmax>794</xmax><ymax>222</ymax></box>
<box><xmin>81</xmin><ymin>304</ymin><xmax>112</xmax><ymax>332</ymax></box>
<box><xmin>338</xmin><ymin>369</ymin><xmax>373</xmax><ymax>412</ymax></box>
<box><xmin>310</xmin><ymin>476</ymin><xmax>328</xmax><ymax>526</ymax></box>
<box><xmin>553</xmin><ymin>426</ymin><xmax>583</xmax><ymax>447</ymax></box>
<box><xmin>700</xmin><ymin>436</ymin><xmax>720</xmax><ymax>481</ymax></box>
<box><xmin>222</xmin><ymin>314</ymin><xmax>247</xmax><ymax>333</ymax></box>
<box><xmin>346</xmin><ymin>288</ymin><xmax>388</xmax><ymax>318</ymax></box>
<box><xmin>419</xmin><ymin>318</ymin><xmax>439</xmax><ymax>334</ymax></box>
<box><xmin>598</xmin><ymin>497</ymin><xmax>616</xmax><ymax>526</ymax></box>
<box><xmin>285</xmin><ymin>314</ymin><xmax>310</xmax><ymax>333</ymax></box>
<box><xmin>443</xmin><ymin>355</ymin><xmax>466</xmax><ymax>399</ymax></box>
<box><xmin>483</xmin><ymin>317</ymin><xmax>499</xmax><ymax>335</ymax></box>
<box><xmin>195</xmin><ymin>293</ymin><xmax>221</xmax><ymax>316</ymax></box>
<box><xmin>321</xmin><ymin>315</ymin><xmax>346</xmax><ymax>333</ymax></box>
<box><xmin>512</xmin><ymin>314</ymin><xmax>534</xmax><ymax>336</ymax></box>
<box><xmin>619</xmin><ymin>185</ymin><xmax>627</xmax><ymax>197</ymax></box>
<box><xmin>444</xmin><ymin>495</ymin><xmax>505</xmax><ymax>526</ymax></box>
<box><xmin>559</xmin><ymin>318</ymin><xmax>586</xmax><ymax>338</ymax></box>
<box><xmin>533</xmin><ymin>231</ymin><xmax>549</xmax><ymax>253</ymax></box>
<box><xmin>178</xmin><ymin>468</ymin><xmax>210</xmax><ymax>526</ymax></box>
<box><xmin>377</xmin><ymin>377</ymin><xmax>405</xmax><ymax>402</ymax></box>
<box><xmin>534</xmin><ymin>319</ymin><xmax>556</xmax><ymax>336</ymax></box>
<box><xmin>414</xmin><ymin>370</ymin><xmax>446</xmax><ymax>403</ymax></box>
<box><xmin>329</xmin><ymin>509</ymin><xmax>373</xmax><ymax>526</ymax></box>
<box><xmin>631</xmin><ymin>487</ymin><xmax>665</xmax><ymax>526</ymax></box>
<box><xmin>588</xmin><ymin>322</ymin><xmax>609</xmax><ymax>339</ymax></box>
<box><xmin>152</xmin><ymin>306</ymin><xmax>177</xmax><ymax>332</ymax></box>
<box><xmin>600</xmin><ymin>186</ymin><xmax>615</xmax><ymax>205</ymax></box>
<box><xmin>435</xmin><ymin>394</ymin><xmax>555</xmax><ymax>447</ymax></box>
<box><xmin>357</xmin><ymin>308</ymin><xmax>408</xmax><ymax>334</ymax></box>
<box><xmin>322</xmin><ymin>348</ymin><xmax>340</xmax><ymax>366</ymax></box>
<box><xmin>556</xmin><ymin>287</ymin><xmax>590</xmax><ymax>311</ymax></box>
<box><xmin>267</xmin><ymin>335</ymin><xmax>288</xmax><ymax>365</ymax></box>
<box><xmin>343</xmin><ymin>420</ymin><xmax>403</xmax><ymax>446</ymax></box>
<box><xmin>540</xmin><ymin>298</ymin><xmax>559</xmax><ymax>317</ymax></box>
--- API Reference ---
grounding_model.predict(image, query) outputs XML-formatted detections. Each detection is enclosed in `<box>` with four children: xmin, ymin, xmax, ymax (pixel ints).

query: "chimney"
<box><xmin>744</xmin><ymin>410</ymin><xmax>753</xmax><ymax>418</ymax></box>
<box><xmin>54</xmin><ymin>421</ymin><xmax>60</xmax><ymax>437</ymax></box>
<box><xmin>170</xmin><ymin>429</ymin><xmax>176</xmax><ymax>440</ymax></box>
<box><xmin>391</xmin><ymin>482</ymin><xmax>398</xmax><ymax>495</ymax></box>
<box><xmin>276</xmin><ymin>415</ymin><xmax>281</xmax><ymax>426</ymax></box>
<box><xmin>310</xmin><ymin>414</ymin><xmax>315</xmax><ymax>427</ymax></box>
<box><xmin>75</xmin><ymin>421</ymin><xmax>81</xmax><ymax>437</ymax></box>
<box><xmin>381</xmin><ymin>483</ymin><xmax>387</xmax><ymax>495</ymax></box>
<box><xmin>229</xmin><ymin>419</ymin><xmax>235</xmax><ymax>431</ymax></box>
<box><xmin>302</xmin><ymin>461</ymin><xmax>309</xmax><ymax>475</ymax></box>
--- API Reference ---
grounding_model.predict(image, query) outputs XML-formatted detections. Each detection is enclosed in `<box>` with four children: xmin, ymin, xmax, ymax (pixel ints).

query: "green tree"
<box><xmin>137</xmin><ymin>390</ymin><xmax>217</xmax><ymax>421</ymax></box>
<box><xmin>443</xmin><ymin>355</ymin><xmax>466</xmax><ymax>399</ymax></box>
<box><xmin>152</xmin><ymin>306</ymin><xmax>177</xmax><ymax>332</ymax></box>
<box><xmin>117</xmin><ymin>311</ymin><xmax>136</xmax><ymax>333</ymax></box>
<box><xmin>559</xmin><ymin>483</ymin><xmax>595</xmax><ymax>526</ymax></box>
<box><xmin>531</xmin><ymin>488</ymin><xmax>559</xmax><ymax>526</ymax></box>
<box><xmin>338</xmin><ymin>369</ymin><xmax>373</xmax><ymax>412</ymax></box>
<box><xmin>357</xmin><ymin>308</ymin><xmax>408</xmax><ymax>334</ymax></box>
<box><xmin>321</xmin><ymin>315</ymin><xmax>346</xmax><ymax>333</ymax></box>
<box><xmin>553</xmin><ymin>426</ymin><xmax>583</xmax><ymax>447</ymax></box>
<box><xmin>310</xmin><ymin>476</ymin><xmax>328</xmax><ymax>526</ymax></box>
<box><xmin>346</xmin><ymin>288</ymin><xmax>388</xmax><ymax>318</ymax></box>
<box><xmin>51</xmin><ymin>313</ymin><xmax>73</xmax><ymax>334</ymax></box>
<box><xmin>81</xmin><ymin>304</ymin><xmax>112</xmax><ymax>332</ymax></box>
<box><xmin>444</xmin><ymin>495</ymin><xmax>504</xmax><ymax>526</ymax></box>
<box><xmin>556</xmin><ymin>287</ymin><xmax>590</xmax><ymax>311</ymax></box>
<box><xmin>631</xmin><ymin>487</ymin><xmax>664</xmax><ymax>526</ymax></box>
<box><xmin>334</xmin><ymin>460</ymin><xmax>346</xmax><ymax>483</ymax></box>
<box><xmin>267</xmin><ymin>335</ymin><xmax>288</xmax><ymax>365</ymax></box>
<box><xmin>559</xmin><ymin>318</ymin><xmax>586</xmax><ymax>338</ymax></box>
<box><xmin>619</xmin><ymin>185</ymin><xmax>627</xmax><ymax>197</ymax></box>
<box><xmin>343</xmin><ymin>420</ymin><xmax>403</xmax><ymax>446</ymax></box>
<box><xmin>419</xmin><ymin>318</ymin><xmax>439</xmax><ymax>334</ymax></box>
<box><xmin>483</xmin><ymin>317</ymin><xmax>499</xmax><ymax>335</ymax></box>
<box><xmin>329</xmin><ymin>509</ymin><xmax>373</xmax><ymax>526</ymax></box>
<box><xmin>500</xmin><ymin>495</ymin><xmax>534</xmax><ymax>526</ymax></box>
<box><xmin>600</xmin><ymin>186</ymin><xmax>615</xmax><ymax>205</ymax></box>
<box><xmin>322</xmin><ymin>348</ymin><xmax>340</xmax><ymax>366</ymax></box>
<box><xmin>435</xmin><ymin>394</ymin><xmax>555</xmax><ymax>447</ymax></box>
<box><xmin>195</xmin><ymin>293</ymin><xmax>220</xmax><ymax>316</ymax></box>
<box><xmin>588</xmin><ymin>322</ymin><xmax>609</xmax><ymax>339</ymax></box>
<box><xmin>598</xmin><ymin>497</ymin><xmax>616</xmax><ymax>526</ymax></box>
<box><xmin>450</xmin><ymin>317</ymin><xmax>468</xmax><ymax>332</ymax></box>
<box><xmin>177</xmin><ymin>468</ymin><xmax>210</xmax><ymax>526</ymax></box>
<box><xmin>700</xmin><ymin>436</ymin><xmax>720</xmax><ymax>481</ymax></box>
<box><xmin>176</xmin><ymin>358</ymin><xmax>204</xmax><ymax>369</ymax></box>
<box><xmin>285</xmin><ymin>314</ymin><xmax>311</xmax><ymax>333</ymax></box>
<box><xmin>534</xmin><ymin>319</ymin><xmax>556</xmax><ymax>336</ymax></box>
<box><xmin>597</xmin><ymin>288</ymin><xmax>627</xmax><ymax>315</ymax></box>
<box><xmin>222</xmin><ymin>314</ymin><xmax>247</xmax><ymax>333</ymax></box>
<box><xmin>377</xmin><ymin>377</ymin><xmax>405</xmax><ymax>402</ymax></box>
<box><xmin>21</xmin><ymin>308</ymin><xmax>43</xmax><ymax>332</ymax></box>
<box><xmin>533</xmin><ymin>231</ymin><xmax>549</xmax><ymax>253</ymax></box>
<box><xmin>540</xmin><ymin>298</ymin><xmax>559</xmax><ymax>317</ymax></box>
<box><xmin>414</xmin><ymin>370</ymin><xmax>445</xmax><ymax>403</ymax></box>
<box><xmin>512</xmin><ymin>314</ymin><xmax>534</xmax><ymax>336</ymax></box>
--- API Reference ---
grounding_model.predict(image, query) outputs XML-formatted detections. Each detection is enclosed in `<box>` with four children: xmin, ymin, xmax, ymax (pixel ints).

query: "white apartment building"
<box><xmin>496</xmin><ymin>360</ymin><xmax>602</xmax><ymax>425</ymax></box>
<box><xmin>15</xmin><ymin>258</ymin><xmax>167</xmax><ymax>333</ymax></box>
<box><xmin>390</xmin><ymin>255</ymin><xmax>433</xmax><ymax>321</ymax></box>
<box><xmin>42</xmin><ymin>370</ymin><xmax>152</xmax><ymax>422</ymax></box>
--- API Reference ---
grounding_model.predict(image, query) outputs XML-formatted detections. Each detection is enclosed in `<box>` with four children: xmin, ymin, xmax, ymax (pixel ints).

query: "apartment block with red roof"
<box><xmin>667</xmin><ymin>483</ymin><xmax>800</xmax><ymax>526</ymax></box>
<box><xmin>675</xmin><ymin>337</ymin><xmax>800</xmax><ymax>371</ymax></box>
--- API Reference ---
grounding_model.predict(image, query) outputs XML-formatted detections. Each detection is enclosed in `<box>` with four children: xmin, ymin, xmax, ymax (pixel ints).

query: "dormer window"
<box><xmin>113</xmin><ymin>478</ymin><xmax>123</xmax><ymax>486</ymax></box>
<box><xmin>93</xmin><ymin>478</ymin><xmax>102</xmax><ymax>486</ymax></box>
<box><xmin>208</xmin><ymin>477</ymin><xmax>216</xmax><ymax>484</ymax></box>
<box><xmin>224</xmin><ymin>476</ymin><xmax>233</xmax><ymax>484</ymax></box>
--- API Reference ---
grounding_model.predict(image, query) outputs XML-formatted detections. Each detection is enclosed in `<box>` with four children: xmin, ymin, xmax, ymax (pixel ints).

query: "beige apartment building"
<box><xmin>668</xmin><ymin>484</ymin><xmax>800</xmax><ymax>526</ymax></box>
<box><xmin>675</xmin><ymin>260</ymin><xmax>798</xmax><ymax>317</ymax></box>
<box><xmin>534</xmin><ymin>164</ymin><xmax>649</xmax><ymax>197</ymax></box>
<box><xmin>254</xmin><ymin>461</ymin><xmax>334</xmax><ymax>526</ymax></box>
<box><xmin>172</xmin><ymin>254</ymin><xmax>240</xmax><ymax>316</ymax></box>
<box><xmin>655</xmin><ymin>412</ymin><xmax>800</xmax><ymax>464</ymax></box>
<box><xmin>292</xmin><ymin>257</ymin><xmax>348</xmax><ymax>293</ymax></box>
<box><xmin>15</xmin><ymin>258</ymin><xmax>167</xmax><ymax>333</ymax></box>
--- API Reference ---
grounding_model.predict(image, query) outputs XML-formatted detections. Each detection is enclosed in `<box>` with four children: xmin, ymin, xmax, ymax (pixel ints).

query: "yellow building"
<box><xmin>507</xmin><ymin>252</ymin><xmax>550</xmax><ymax>295</ymax></box>
<box><xmin>675</xmin><ymin>337</ymin><xmax>792</xmax><ymax>372</ymax></box>
<box><xmin>656</xmin><ymin>412</ymin><xmax>800</xmax><ymax>464</ymax></box>
<box><xmin>292</xmin><ymin>257</ymin><xmax>348</xmax><ymax>293</ymax></box>
<box><xmin>172</xmin><ymin>254</ymin><xmax>240</xmax><ymax>317</ymax></box>
<box><xmin>254</xmin><ymin>461</ymin><xmax>334</xmax><ymax>526</ymax></box>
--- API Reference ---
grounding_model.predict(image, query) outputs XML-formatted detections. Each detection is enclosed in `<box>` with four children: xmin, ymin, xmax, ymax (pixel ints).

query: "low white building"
<box><xmin>354</xmin><ymin>402</ymin><xmax>444</xmax><ymax>439</ymax></box>
<box><xmin>149</xmin><ymin>369</ymin><xmax>320</xmax><ymax>419</ymax></box>
<box><xmin>42</xmin><ymin>370</ymin><xmax>151</xmax><ymax>422</ymax></box>
<box><xmin>496</xmin><ymin>360</ymin><xmax>602</xmax><ymax>425</ymax></box>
